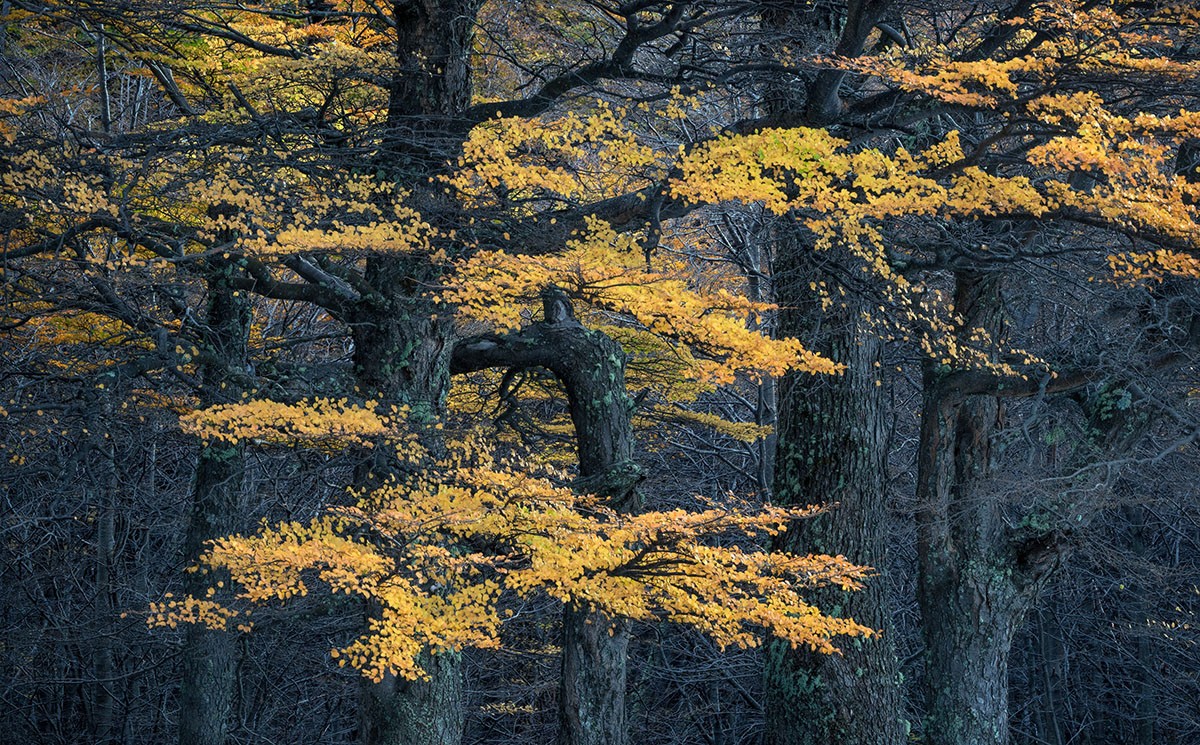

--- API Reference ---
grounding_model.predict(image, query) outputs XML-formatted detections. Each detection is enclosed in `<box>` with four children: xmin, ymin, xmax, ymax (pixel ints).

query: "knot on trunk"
<box><xmin>574</xmin><ymin>460</ymin><xmax>644</xmax><ymax>511</ymax></box>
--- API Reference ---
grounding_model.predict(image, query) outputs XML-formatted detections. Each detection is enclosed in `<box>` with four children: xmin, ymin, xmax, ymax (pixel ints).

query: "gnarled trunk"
<box><xmin>350</xmin><ymin>258</ymin><xmax>460</xmax><ymax>745</ymax></box>
<box><xmin>915</xmin><ymin>272</ymin><xmax>1029</xmax><ymax>745</ymax></box>
<box><xmin>452</xmin><ymin>288</ymin><xmax>641</xmax><ymax>745</ymax></box>
<box><xmin>351</xmin><ymin>2</ymin><xmax>485</xmax><ymax>741</ymax></box>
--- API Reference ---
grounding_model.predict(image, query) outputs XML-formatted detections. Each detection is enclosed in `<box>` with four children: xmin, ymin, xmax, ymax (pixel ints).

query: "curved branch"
<box><xmin>452</xmin><ymin>286</ymin><xmax>641</xmax><ymax>506</ymax></box>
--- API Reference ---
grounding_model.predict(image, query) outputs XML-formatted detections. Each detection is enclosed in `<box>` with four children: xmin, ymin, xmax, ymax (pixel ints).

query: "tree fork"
<box><xmin>757</xmin><ymin>0</ymin><xmax>904</xmax><ymax>738</ymax></box>
<box><xmin>915</xmin><ymin>271</ymin><xmax>1023</xmax><ymax>745</ymax></box>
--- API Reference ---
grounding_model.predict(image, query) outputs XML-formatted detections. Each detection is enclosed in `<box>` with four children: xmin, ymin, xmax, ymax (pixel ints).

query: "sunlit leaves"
<box><xmin>447</xmin><ymin>104</ymin><xmax>667</xmax><ymax>208</ymax></box>
<box><xmin>179</xmin><ymin>397</ymin><xmax>423</xmax><ymax>454</ymax></box>
<box><xmin>446</xmin><ymin>216</ymin><xmax>839</xmax><ymax>388</ymax></box>
<box><xmin>179</xmin><ymin>435</ymin><xmax>872</xmax><ymax>681</ymax></box>
<box><xmin>670</xmin><ymin>111</ymin><xmax>1199</xmax><ymax>371</ymax></box>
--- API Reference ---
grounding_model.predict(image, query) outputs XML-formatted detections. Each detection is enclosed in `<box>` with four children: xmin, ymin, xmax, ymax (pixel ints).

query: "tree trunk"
<box><xmin>452</xmin><ymin>288</ymin><xmax>641</xmax><ymax>745</ymax></box>
<box><xmin>178</xmin><ymin>445</ymin><xmax>244</xmax><ymax>745</ymax></box>
<box><xmin>1033</xmin><ymin>604</ymin><xmax>1067</xmax><ymax>745</ymax></box>
<box><xmin>757</xmin><ymin>1</ymin><xmax>904</xmax><ymax>740</ymax></box>
<box><xmin>920</xmin><ymin>553</ymin><xmax>1023</xmax><ymax>745</ymax></box>
<box><xmin>350</xmin><ymin>257</ymin><xmax>461</xmax><ymax>745</ymax></box>
<box><xmin>179</xmin><ymin>276</ymin><xmax>251</xmax><ymax>745</ymax></box>
<box><xmin>557</xmin><ymin>607</ymin><xmax>631</xmax><ymax>745</ymax></box>
<box><xmin>358</xmin><ymin>649</ymin><xmax>463</xmax><ymax>745</ymax></box>
<box><xmin>351</xmin><ymin>2</ymin><xmax>484</xmax><ymax>740</ymax></box>
<box><xmin>88</xmin><ymin>396</ymin><xmax>118</xmax><ymax>745</ymax></box>
<box><xmin>763</xmin><ymin>239</ymin><xmax>903</xmax><ymax>745</ymax></box>
<box><xmin>548</xmin><ymin>290</ymin><xmax>638</xmax><ymax>745</ymax></box>
<box><xmin>915</xmin><ymin>272</ymin><xmax>1031</xmax><ymax>745</ymax></box>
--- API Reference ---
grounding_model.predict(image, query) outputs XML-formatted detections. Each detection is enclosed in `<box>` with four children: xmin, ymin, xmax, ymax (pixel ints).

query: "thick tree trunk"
<box><xmin>915</xmin><ymin>272</ymin><xmax>1031</xmax><ymax>745</ymax></box>
<box><xmin>358</xmin><ymin>650</ymin><xmax>463</xmax><ymax>745</ymax></box>
<box><xmin>757</xmin><ymin>1</ymin><xmax>903</xmax><ymax>740</ymax></box>
<box><xmin>179</xmin><ymin>277</ymin><xmax>251</xmax><ymax>745</ymax></box>
<box><xmin>557</xmin><ymin>607</ymin><xmax>631</xmax><ymax>745</ymax></box>
<box><xmin>920</xmin><ymin>556</ymin><xmax>1022</xmax><ymax>745</ymax></box>
<box><xmin>351</xmin><ymin>257</ymin><xmax>460</xmax><ymax>745</ymax></box>
<box><xmin>763</xmin><ymin>241</ymin><xmax>903</xmax><ymax>745</ymax></box>
<box><xmin>548</xmin><ymin>290</ymin><xmax>638</xmax><ymax>745</ymax></box>
<box><xmin>452</xmin><ymin>288</ymin><xmax>641</xmax><ymax>745</ymax></box>
<box><xmin>351</xmin><ymin>2</ymin><xmax>484</xmax><ymax>740</ymax></box>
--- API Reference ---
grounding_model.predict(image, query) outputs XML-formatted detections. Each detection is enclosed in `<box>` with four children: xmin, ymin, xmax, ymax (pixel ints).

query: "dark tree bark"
<box><xmin>557</xmin><ymin>603</ymin><xmax>631</xmax><ymax>745</ymax></box>
<box><xmin>452</xmin><ymin>287</ymin><xmax>641</xmax><ymax>745</ymax></box>
<box><xmin>349</xmin><ymin>3</ymin><xmax>485</xmax><ymax>742</ymax></box>
<box><xmin>915</xmin><ymin>272</ymin><xmax>1044</xmax><ymax>745</ymax></box>
<box><xmin>358</xmin><ymin>649</ymin><xmax>464</xmax><ymax>745</ymax></box>
<box><xmin>914</xmin><ymin>269</ymin><xmax>1200</xmax><ymax>745</ymax></box>
<box><xmin>350</xmin><ymin>256</ymin><xmax>461</xmax><ymax>745</ymax></box>
<box><xmin>763</xmin><ymin>240</ymin><xmax>904</xmax><ymax>745</ymax></box>
<box><xmin>756</xmin><ymin>2</ymin><xmax>903</xmax><ymax>738</ymax></box>
<box><xmin>179</xmin><ymin>273</ymin><xmax>251</xmax><ymax>745</ymax></box>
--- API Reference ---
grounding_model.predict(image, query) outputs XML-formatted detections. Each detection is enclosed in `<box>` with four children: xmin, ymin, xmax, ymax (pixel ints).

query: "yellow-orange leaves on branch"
<box><xmin>179</xmin><ymin>398</ymin><xmax>421</xmax><ymax>454</ymax></box>
<box><xmin>445</xmin><ymin>217</ymin><xmax>839</xmax><ymax>387</ymax></box>
<box><xmin>176</xmin><ymin>441</ymin><xmax>872</xmax><ymax>682</ymax></box>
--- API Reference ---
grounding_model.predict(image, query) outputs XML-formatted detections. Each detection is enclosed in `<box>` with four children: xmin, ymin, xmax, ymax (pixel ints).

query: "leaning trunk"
<box><xmin>551</xmin><ymin>301</ymin><xmax>639</xmax><ymax>745</ymax></box>
<box><xmin>450</xmin><ymin>288</ymin><xmax>641</xmax><ymax>745</ymax></box>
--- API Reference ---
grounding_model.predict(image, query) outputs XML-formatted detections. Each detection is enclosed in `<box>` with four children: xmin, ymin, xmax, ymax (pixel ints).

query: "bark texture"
<box><xmin>763</xmin><ymin>241</ymin><xmax>903</xmax><ymax>745</ymax></box>
<box><xmin>358</xmin><ymin>650</ymin><xmax>464</xmax><ymax>745</ymax></box>
<box><xmin>178</xmin><ymin>276</ymin><xmax>251</xmax><ymax>745</ymax></box>
<box><xmin>557</xmin><ymin>605</ymin><xmax>631</xmax><ymax>745</ymax></box>
<box><xmin>757</xmin><ymin>2</ymin><xmax>904</xmax><ymax>741</ymax></box>
<box><xmin>348</xmin><ymin>3</ymin><xmax>486</xmax><ymax>741</ymax></box>
<box><xmin>915</xmin><ymin>272</ymin><xmax>1028</xmax><ymax>745</ymax></box>
<box><xmin>349</xmin><ymin>259</ymin><xmax>460</xmax><ymax>745</ymax></box>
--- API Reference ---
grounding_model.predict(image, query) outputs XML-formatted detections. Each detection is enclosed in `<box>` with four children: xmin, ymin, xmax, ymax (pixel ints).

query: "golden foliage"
<box><xmin>171</xmin><ymin>433</ymin><xmax>872</xmax><ymax>681</ymax></box>
<box><xmin>645</xmin><ymin>405</ymin><xmax>773</xmax><ymax>443</ymax></box>
<box><xmin>670</xmin><ymin>113</ymin><xmax>1199</xmax><ymax>370</ymax></box>
<box><xmin>447</xmin><ymin>104</ymin><xmax>667</xmax><ymax>207</ymax></box>
<box><xmin>179</xmin><ymin>398</ymin><xmax>423</xmax><ymax>455</ymax></box>
<box><xmin>445</xmin><ymin>216</ymin><xmax>840</xmax><ymax>387</ymax></box>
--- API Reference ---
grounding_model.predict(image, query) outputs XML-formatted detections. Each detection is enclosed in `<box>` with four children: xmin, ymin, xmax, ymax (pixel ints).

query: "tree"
<box><xmin>2</xmin><ymin>2</ymin><xmax>867</xmax><ymax>744</ymax></box>
<box><xmin>5</xmin><ymin>2</ymin><xmax>1199</xmax><ymax>745</ymax></box>
<box><xmin>664</xmin><ymin>4</ymin><xmax>1200</xmax><ymax>744</ymax></box>
<box><xmin>753</xmin><ymin>3</ymin><xmax>906</xmax><ymax>743</ymax></box>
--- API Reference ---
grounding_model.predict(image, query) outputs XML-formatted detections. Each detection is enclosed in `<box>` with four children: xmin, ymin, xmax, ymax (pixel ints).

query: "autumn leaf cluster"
<box><xmin>168</xmin><ymin>421</ymin><xmax>871</xmax><ymax>681</ymax></box>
